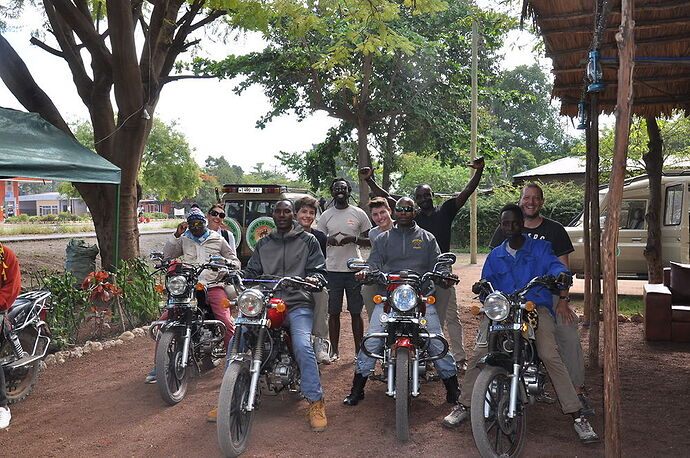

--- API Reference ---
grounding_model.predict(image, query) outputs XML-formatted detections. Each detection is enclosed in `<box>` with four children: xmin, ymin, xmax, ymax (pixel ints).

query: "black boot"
<box><xmin>442</xmin><ymin>375</ymin><xmax>461</xmax><ymax>404</ymax></box>
<box><xmin>343</xmin><ymin>373</ymin><xmax>368</xmax><ymax>406</ymax></box>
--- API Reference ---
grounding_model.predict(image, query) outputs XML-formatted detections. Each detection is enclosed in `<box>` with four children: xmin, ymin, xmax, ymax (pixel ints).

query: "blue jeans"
<box><xmin>355</xmin><ymin>303</ymin><xmax>457</xmax><ymax>379</ymax></box>
<box><xmin>228</xmin><ymin>307</ymin><xmax>323</xmax><ymax>402</ymax></box>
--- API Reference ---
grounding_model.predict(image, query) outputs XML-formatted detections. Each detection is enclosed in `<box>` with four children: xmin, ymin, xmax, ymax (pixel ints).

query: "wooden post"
<box><xmin>469</xmin><ymin>19</ymin><xmax>478</xmax><ymax>264</ymax></box>
<box><xmin>643</xmin><ymin>116</ymin><xmax>664</xmax><ymax>283</ymax></box>
<box><xmin>602</xmin><ymin>0</ymin><xmax>635</xmax><ymax>454</ymax></box>
<box><xmin>588</xmin><ymin>93</ymin><xmax>601</xmax><ymax>368</ymax></box>
<box><xmin>583</xmin><ymin>102</ymin><xmax>592</xmax><ymax>324</ymax></box>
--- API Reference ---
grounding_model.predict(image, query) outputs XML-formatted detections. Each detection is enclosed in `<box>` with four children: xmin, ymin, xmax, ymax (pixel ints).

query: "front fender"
<box><xmin>477</xmin><ymin>352</ymin><xmax>513</xmax><ymax>373</ymax></box>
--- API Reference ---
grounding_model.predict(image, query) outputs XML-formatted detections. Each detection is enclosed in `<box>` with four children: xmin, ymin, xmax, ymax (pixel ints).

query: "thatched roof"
<box><xmin>522</xmin><ymin>0</ymin><xmax>690</xmax><ymax>118</ymax></box>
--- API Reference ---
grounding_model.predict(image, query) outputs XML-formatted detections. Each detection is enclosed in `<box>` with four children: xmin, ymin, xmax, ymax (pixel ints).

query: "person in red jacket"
<box><xmin>0</xmin><ymin>242</ymin><xmax>21</xmax><ymax>429</ymax></box>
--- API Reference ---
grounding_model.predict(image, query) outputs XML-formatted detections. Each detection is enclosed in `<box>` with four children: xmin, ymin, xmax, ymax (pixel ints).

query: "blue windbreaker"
<box><xmin>481</xmin><ymin>236</ymin><xmax>568</xmax><ymax>316</ymax></box>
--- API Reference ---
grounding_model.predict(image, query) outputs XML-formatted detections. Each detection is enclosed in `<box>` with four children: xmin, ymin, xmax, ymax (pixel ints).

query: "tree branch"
<box><xmin>29</xmin><ymin>36</ymin><xmax>64</xmax><ymax>58</ymax></box>
<box><xmin>106</xmin><ymin>0</ymin><xmax>144</xmax><ymax>115</ymax></box>
<box><xmin>162</xmin><ymin>74</ymin><xmax>216</xmax><ymax>84</ymax></box>
<box><xmin>189</xmin><ymin>9</ymin><xmax>225</xmax><ymax>32</ymax></box>
<box><xmin>51</xmin><ymin>0</ymin><xmax>112</xmax><ymax>67</ymax></box>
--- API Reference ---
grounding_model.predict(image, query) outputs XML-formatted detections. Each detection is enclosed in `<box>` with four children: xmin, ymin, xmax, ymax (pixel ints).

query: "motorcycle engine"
<box><xmin>523</xmin><ymin>363</ymin><xmax>547</xmax><ymax>396</ymax></box>
<box><xmin>267</xmin><ymin>354</ymin><xmax>295</xmax><ymax>389</ymax></box>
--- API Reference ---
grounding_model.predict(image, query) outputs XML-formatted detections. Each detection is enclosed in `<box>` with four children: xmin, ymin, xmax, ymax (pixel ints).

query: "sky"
<box><xmin>0</xmin><ymin>1</ymin><xmax>576</xmax><ymax>173</ymax></box>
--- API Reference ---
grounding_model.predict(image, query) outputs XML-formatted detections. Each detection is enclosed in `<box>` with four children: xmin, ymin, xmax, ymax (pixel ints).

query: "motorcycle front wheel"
<box><xmin>155</xmin><ymin>330</ymin><xmax>188</xmax><ymax>405</ymax></box>
<box><xmin>0</xmin><ymin>328</ymin><xmax>43</xmax><ymax>403</ymax></box>
<box><xmin>217</xmin><ymin>360</ymin><xmax>255</xmax><ymax>457</ymax></box>
<box><xmin>470</xmin><ymin>365</ymin><xmax>527</xmax><ymax>458</ymax></box>
<box><xmin>395</xmin><ymin>347</ymin><xmax>411</xmax><ymax>442</ymax></box>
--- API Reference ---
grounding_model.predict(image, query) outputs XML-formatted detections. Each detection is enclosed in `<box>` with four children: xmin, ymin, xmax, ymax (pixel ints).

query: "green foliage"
<box><xmin>57</xmin><ymin>211</ymin><xmax>80</xmax><ymax>222</ymax></box>
<box><xmin>115</xmin><ymin>258</ymin><xmax>160</xmax><ymax>326</ymax></box>
<box><xmin>452</xmin><ymin>181</ymin><xmax>585</xmax><ymax>248</ymax></box>
<box><xmin>393</xmin><ymin>152</ymin><xmax>471</xmax><ymax>195</ymax></box>
<box><xmin>30</xmin><ymin>269</ymin><xmax>90</xmax><ymax>349</ymax></box>
<box><xmin>142</xmin><ymin>212</ymin><xmax>168</xmax><ymax>219</ymax></box>
<box><xmin>617</xmin><ymin>296</ymin><xmax>643</xmax><ymax>316</ymax></box>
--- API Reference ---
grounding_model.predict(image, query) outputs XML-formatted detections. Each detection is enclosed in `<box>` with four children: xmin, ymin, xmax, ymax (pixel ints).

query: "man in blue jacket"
<box><xmin>443</xmin><ymin>204</ymin><xmax>599</xmax><ymax>444</ymax></box>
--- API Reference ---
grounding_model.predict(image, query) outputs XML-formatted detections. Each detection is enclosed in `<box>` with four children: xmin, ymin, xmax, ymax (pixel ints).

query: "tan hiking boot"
<box><xmin>308</xmin><ymin>399</ymin><xmax>327</xmax><ymax>432</ymax></box>
<box><xmin>206</xmin><ymin>407</ymin><xmax>217</xmax><ymax>423</ymax></box>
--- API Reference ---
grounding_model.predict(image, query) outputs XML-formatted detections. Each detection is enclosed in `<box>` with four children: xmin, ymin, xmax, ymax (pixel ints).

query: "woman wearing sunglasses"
<box><xmin>207</xmin><ymin>204</ymin><xmax>236</xmax><ymax>249</ymax></box>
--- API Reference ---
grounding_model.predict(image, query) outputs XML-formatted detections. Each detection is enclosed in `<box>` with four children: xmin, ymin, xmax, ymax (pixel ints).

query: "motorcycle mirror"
<box><xmin>150</xmin><ymin>251</ymin><xmax>164</xmax><ymax>261</ymax></box>
<box><xmin>209</xmin><ymin>255</ymin><xmax>227</xmax><ymax>265</ymax></box>
<box><xmin>347</xmin><ymin>258</ymin><xmax>369</xmax><ymax>272</ymax></box>
<box><xmin>436</xmin><ymin>252</ymin><xmax>457</xmax><ymax>266</ymax></box>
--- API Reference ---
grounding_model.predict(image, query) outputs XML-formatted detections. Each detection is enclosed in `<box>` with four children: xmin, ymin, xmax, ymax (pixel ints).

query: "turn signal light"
<box><xmin>155</xmin><ymin>284</ymin><xmax>165</xmax><ymax>293</ymax></box>
<box><xmin>373</xmin><ymin>295</ymin><xmax>383</xmax><ymax>304</ymax></box>
<box><xmin>270</xmin><ymin>298</ymin><xmax>287</xmax><ymax>312</ymax></box>
<box><xmin>471</xmin><ymin>305</ymin><xmax>481</xmax><ymax>316</ymax></box>
<box><xmin>524</xmin><ymin>301</ymin><xmax>536</xmax><ymax>311</ymax></box>
<box><xmin>425</xmin><ymin>296</ymin><xmax>436</xmax><ymax>305</ymax></box>
<box><xmin>195</xmin><ymin>282</ymin><xmax>204</xmax><ymax>291</ymax></box>
<box><xmin>221</xmin><ymin>298</ymin><xmax>232</xmax><ymax>309</ymax></box>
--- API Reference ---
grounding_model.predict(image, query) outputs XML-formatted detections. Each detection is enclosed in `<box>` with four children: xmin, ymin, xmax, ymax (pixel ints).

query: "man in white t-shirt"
<box><xmin>317</xmin><ymin>178</ymin><xmax>372</xmax><ymax>361</ymax></box>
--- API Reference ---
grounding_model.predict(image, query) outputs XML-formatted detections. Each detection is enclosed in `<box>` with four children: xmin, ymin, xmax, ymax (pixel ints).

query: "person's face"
<box><xmin>296</xmin><ymin>206</ymin><xmax>316</xmax><ymax>229</ymax></box>
<box><xmin>395</xmin><ymin>199</ymin><xmax>416</xmax><ymax>226</ymax></box>
<box><xmin>414</xmin><ymin>185</ymin><xmax>434</xmax><ymax>210</ymax></box>
<box><xmin>331</xmin><ymin>181</ymin><xmax>350</xmax><ymax>202</ymax></box>
<box><xmin>370</xmin><ymin>205</ymin><xmax>392</xmax><ymax>227</ymax></box>
<box><xmin>273</xmin><ymin>202</ymin><xmax>294</xmax><ymax>231</ymax></box>
<box><xmin>188</xmin><ymin>219</ymin><xmax>207</xmax><ymax>237</ymax></box>
<box><xmin>500</xmin><ymin>210</ymin><xmax>524</xmax><ymax>239</ymax></box>
<box><xmin>519</xmin><ymin>187</ymin><xmax>544</xmax><ymax>219</ymax></box>
<box><xmin>208</xmin><ymin>206</ymin><xmax>225</xmax><ymax>225</ymax></box>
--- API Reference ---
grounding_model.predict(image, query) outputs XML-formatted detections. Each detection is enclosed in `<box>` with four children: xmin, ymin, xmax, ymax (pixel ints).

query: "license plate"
<box><xmin>237</xmin><ymin>187</ymin><xmax>263</xmax><ymax>193</ymax></box>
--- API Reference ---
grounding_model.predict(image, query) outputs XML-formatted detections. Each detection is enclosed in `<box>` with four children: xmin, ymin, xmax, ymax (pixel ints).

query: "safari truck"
<box><xmin>220</xmin><ymin>184</ymin><xmax>319</xmax><ymax>265</ymax></box>
<box><xmin>566</xmin><ymin>171</ymin><xmax>690</xmax><ymax>277</ymax></box>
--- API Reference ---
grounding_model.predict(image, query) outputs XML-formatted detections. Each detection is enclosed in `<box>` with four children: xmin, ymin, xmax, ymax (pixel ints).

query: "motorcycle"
<box><xmin>469</xmin><ymin>273</ymin><xmax>571</xmax><ymax>458</ymax></box>
<box><xmin>148</xmin><ymin>252</ymin><xmax>231</xmax><ymax>405</ymax></box>
<box><xmin>348</xmin><ymin>252</ymin><xmax>458</xmax><ymax>442</ymax></box>
<box><xmin>216</xmin><ymin>273</ymin><xmax>321</xmax><ymax>457</ymax></box>
<box><xmin>0</xmin><ymin>290</ymin><xmax>52</xmax><ymax>403</ymax></box>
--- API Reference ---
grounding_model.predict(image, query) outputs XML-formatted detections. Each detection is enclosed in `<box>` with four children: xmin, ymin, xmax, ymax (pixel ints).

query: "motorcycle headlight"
<box><xmin>166</xmin><ymin>275</ymin><xmax>188</xmax><ymax>296</ymax></box>
<box><xmin>391</xmin><ymin>284</ymin><xmax>418</xmax><ymax>312</ymax></box>
<box><xmin>238</xmin><ymin>289</ymin><xmax>265</xmax><ymax>317</ymax></box>
<box><xmin>484</xmin><ymin>292</ymin><xmax>510</xmax><ymax>322</ymax></box>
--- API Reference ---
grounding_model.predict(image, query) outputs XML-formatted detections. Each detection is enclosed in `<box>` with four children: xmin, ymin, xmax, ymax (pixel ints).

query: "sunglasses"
<box><xmin>188</xmin><ymin>221</ymin><xmax>205</xmax><ymax>228</ymax></box>
<box><xmin>395</xmin><ymin>206</ymin><xmax>414</xmax><ymax>213</ymax></box>
<box><xmin>209</xmin><ymin>210</ymin><xmax>226</xmax><ymax>218</ymax></box>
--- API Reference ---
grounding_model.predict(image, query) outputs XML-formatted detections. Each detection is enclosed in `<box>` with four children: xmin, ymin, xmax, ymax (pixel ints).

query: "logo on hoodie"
<box><xmin>412</xmin><ymin>238</ymin><xmax>423</xmax><ymax>249</ymax></box>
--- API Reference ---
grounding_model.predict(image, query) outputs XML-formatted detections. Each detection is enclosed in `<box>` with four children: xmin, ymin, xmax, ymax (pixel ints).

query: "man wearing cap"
<box><xmin>144</xmin><ymin>207</ymin><xmax>240</xmax><ymax>384</ymax></box>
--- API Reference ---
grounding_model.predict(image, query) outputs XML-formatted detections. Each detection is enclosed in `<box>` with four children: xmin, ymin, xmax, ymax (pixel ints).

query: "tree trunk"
<box><xmin>356</xmin><ymin>119</ymin><xmax>372</xmax><ymax>207</ymax></box>
<box><xmin>643</xmin><ymin>116</ymin><xmax>664</xmax><ymax>283</ymax></box>
<box><xmin>588</xmin><ymin>94</ymin><xmax>601</xmax><ymax>368</ymax></box>
<box><xmin>382</xmin><ymin>116</ymin><xmax>398</xmax><ymax>191</ymax></box>
<box><xmin>603</xmin><ymin>2</ymin><xmax>635</xmax><ymax>455</ymax></box>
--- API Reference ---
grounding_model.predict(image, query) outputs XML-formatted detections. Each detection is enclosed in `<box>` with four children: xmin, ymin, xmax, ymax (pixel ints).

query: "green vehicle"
<box><xmin>220</xmin><ymin>184</ymin><xmax>320</xmax><ymax>265</ymax></box>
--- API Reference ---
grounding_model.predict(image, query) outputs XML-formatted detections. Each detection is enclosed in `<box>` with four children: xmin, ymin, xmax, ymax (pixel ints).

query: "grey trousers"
<box><xmin>435</xmin><ymin>285</ymin><xmax>467</xmax><ymax>362</ymax></box>
<box><xmin>362</xmin><ymin>284</ymin><xmax>378</xmax><ymax>322</ymax></box>
<box><xmin>311</xmin><ymin>290</ymin><xmax>329</xmax><ymax>339</ymax></box>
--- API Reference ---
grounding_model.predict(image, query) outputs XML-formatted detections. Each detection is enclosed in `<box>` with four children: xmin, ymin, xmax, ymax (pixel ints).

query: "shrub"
<box><xmin>452</xmin><ymin>181</ymin><xmax>585</xmax><ymax>248</ymax></box>
<box><xmin>115</xmin><ymin>257</ymin><xmax>161</xmax><ymax>326</ymax></box>
<box><xmin>57</xmin><ymin>211</ymin><xmax>79</xmax><ymax>221</ymax></box>
<box><xmin>143</xmin><ymin>211</ymin><xmax>169</xmax><ymax>220</ymax></box>
<box><xmin>38</xmin><ymin>213</ymin><xmax>59</xmax><ymax>222</ymax></box>
<box><xmin>5</xmin><ymin>214</ymin><xmax>30</xmax><ymax>223</ymax></box>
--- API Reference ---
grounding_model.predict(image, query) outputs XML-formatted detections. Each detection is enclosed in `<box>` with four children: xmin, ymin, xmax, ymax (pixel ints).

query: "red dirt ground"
<box><xmin>3</xmin><ymin>239</ymin><xmax>690</xmax><ymax>457</ymax></box>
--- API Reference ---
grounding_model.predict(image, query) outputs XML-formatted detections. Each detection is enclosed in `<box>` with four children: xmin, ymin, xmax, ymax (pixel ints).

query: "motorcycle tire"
<box><xmin>155</xmin><ymin>330</ymin><xmax>188</xmax><ymax>405</ymax></box>
<box><xmin>395</xmin><ymin>347</ymin><xmax>411</xmax><ymax>442</ymax></box>
<box><xmin>470</xmin><ymin>365</ymin><xmax>527</xmax><ymax>458</ymax></box>
<box><xmin>217</xmin><ymin>360</ymin><xmax>255</xmax><ymax>457</ymax></box>
<box><xmin>1</xmin><ymin>328</ymin><xmax>44</xmax><ymax>404</ymax></box>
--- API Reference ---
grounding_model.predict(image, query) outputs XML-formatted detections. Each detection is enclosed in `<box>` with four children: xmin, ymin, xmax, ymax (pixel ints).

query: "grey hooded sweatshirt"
<box><xmin>367</xmin><ymin>222</ymin><xmax>441</xmax><ymax>274</ymax></box>
<box><xmin>243</xmin><ymin>222</ymin><xmax>327</xmax><ymax>309</ymax></box>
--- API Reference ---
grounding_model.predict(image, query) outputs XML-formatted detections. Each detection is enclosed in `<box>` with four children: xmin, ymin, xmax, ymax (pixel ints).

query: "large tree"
<box><xmin>0</xmin><ymin>0</ymin><xmax>244</xmax><ymax>267</ymax></box>
<box><xmin>190</xmin><ymin>0</ymin><xmax>511</xmax><ymax>201</ymax></box>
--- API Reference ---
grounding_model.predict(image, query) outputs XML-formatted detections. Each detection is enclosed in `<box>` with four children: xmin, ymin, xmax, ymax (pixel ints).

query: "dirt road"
<box><xmin>2</xmin><ymin>242</ymin><xmax>689</xmax><ymax>456</ymax></box>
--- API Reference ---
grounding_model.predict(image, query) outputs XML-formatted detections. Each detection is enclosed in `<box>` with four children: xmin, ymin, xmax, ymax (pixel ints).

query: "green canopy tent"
<box><xmin>0</xmin><ymin>106</ymin><xmax>123</xmax><ymax>263</ymax></box>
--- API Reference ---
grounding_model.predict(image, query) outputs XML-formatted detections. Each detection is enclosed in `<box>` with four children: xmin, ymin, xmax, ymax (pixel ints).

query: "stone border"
<box><xmin>40</xmin><ymin>326</ymin><xmax>150</xmax><ymax>370</ymax></box>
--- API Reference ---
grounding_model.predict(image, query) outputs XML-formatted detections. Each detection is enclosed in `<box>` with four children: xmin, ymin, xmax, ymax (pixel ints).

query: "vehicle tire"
<box><xmin>217</xmin><ymin>360</ymin><xmax>255</xmax><ymax>457</ymax></box>
<box><xmin>155</xmin><ymin>330</ymin><xmax>188</xmax><ymax>405</ymax></box>
<box><xmin>1</xmin><ymin>328</ymin><xmax>44</xmax><ymax>404</ymax></box>
<box><xmin>470</xmin><ymin>366</ymin><xmax>527</xmax><ymax>458</ymax></box>
<box><xmin>395</xmin><ymin>347</ymin><xmax>411</xmax><ymax>442</ymax></box>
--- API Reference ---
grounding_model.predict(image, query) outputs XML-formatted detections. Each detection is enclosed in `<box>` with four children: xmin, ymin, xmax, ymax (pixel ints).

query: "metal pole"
<box><xmin>469</xmin><ymin>19</ymin><xmax>478</xmax><ymax>264</ymax></box>
<box><xmin>113</xmin><ymin>183</ymin><xmax>121</xmax><ymax>271</ymax></box>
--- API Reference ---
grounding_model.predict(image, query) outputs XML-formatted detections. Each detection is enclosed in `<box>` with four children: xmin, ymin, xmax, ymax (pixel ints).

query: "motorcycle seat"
<box><xmin>8</xmin><ymin>298</ymin><xmax>33</xmax><ymax>322</ymax></box>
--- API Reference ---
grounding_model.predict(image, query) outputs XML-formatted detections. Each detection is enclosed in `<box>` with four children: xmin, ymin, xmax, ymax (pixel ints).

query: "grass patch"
<box><xmin>618</xmin><ymin>295</ymin><xmax>643</xmax><ymax>316</ymax></box>
<box><xmin>452</xmin><ymin>246</ymin><xmax>492</xmax><ymax>254</ymax></box>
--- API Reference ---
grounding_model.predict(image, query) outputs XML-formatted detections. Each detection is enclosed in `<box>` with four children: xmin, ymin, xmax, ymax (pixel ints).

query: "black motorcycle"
<box><xmin>348</xmin><ymin>253</ymin><xmax>458</xmax><ymax>442</ymax></box>
<box><xmin>469</xmin><ymin>273</ymin><xmax>571</xmax><ymax>458</ymax></box>
<box><xmin>148</xmin><ymin>252</ymin><xmax>231</xmax><ymax>405</ymax></box>
<box><xmin>0</xmin><ymin>290</ymin><xmax>52</xmax><ymax>403</ymax></box>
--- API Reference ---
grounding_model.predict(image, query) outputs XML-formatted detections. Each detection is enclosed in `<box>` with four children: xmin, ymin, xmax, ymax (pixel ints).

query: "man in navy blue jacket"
<box><xmin>443</xmin><ymin>204</ymin><xmax>598</xmax><ymax>444</ymax></box>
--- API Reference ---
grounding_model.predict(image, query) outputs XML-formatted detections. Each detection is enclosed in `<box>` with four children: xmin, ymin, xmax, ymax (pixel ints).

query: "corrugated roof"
<box><xmin>18</xmin><ymin>192</ymin><xmax>67</xmax><ymax>202</ymax></box>
<box><xmin>514</xmin><ymin>156</ymin><xmax>586</xmax><ymax>177</ymax></box>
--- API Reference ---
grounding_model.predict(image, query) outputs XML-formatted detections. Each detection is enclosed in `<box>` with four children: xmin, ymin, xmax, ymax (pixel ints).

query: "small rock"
<box><xmin>630</xmin><ymin>312</ymin><xmax>644</xmax><ymax>323</ymax></box>
<box><xmin>119</xmin><ymin>331</ymin><xmax>135</xmax><ymax>341</ymax></box>
<box><xmin>39</xmin><ymin>361</ymin><xmax>47</xmax><ymax>370</ymax></box>
<box><xmin>142</xmin><ymin>325</ymin><xmax>150</xmax><ymax>332</ymax></box>
<box><xmin>132</xmin><ymin>328</ymin><xmax>146</xmax><ymax>337</ymax></box>
<box><xmin>91</xmin><ymin>342</ymin><xmax>104</xmax><ymax>351</ymax></box>
<box><xmin>114</xmin><ymin>339</ymin><xmax>124</xmax><ymax>346</ymax></box>
<box><xmin>57</xmin><ymin>350</ymin><xmax>71</xmax><ymax>360</ymax></box>
<box><xmin>44</xmin><ymin>354</ymin><xmax>57</xmax><ymax>366</ymax></box>
<box><xmin>56</xmin><ymin>357</ymin><xmax>65</xmax><ymax>364</ymax></box>
<box><xmin>71</xmin><ymin>347</ymin><xmax>84</xmax><ymax>358</ymax></box>
<box><xmin>103</xmin><ymin>341</ymin><xmax>113</xmax><ymax>349</ymax></box>
<box><xmin>618</xmin><ymin>314</ymin><xmax>630</xmax><ymax>323</ymax></box>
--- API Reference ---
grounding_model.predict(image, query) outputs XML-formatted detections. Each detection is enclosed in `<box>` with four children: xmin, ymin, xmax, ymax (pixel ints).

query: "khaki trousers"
<box><xmin>435</xmin><ymin>285</ymin><xmax>466</xmax><ymax>362</ymax></box>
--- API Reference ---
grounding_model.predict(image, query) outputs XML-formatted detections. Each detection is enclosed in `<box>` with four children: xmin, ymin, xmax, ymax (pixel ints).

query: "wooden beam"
<box><xmin>547</xmin><ymin>32</ymin><xmax>690</xmax><ymax>57</ymax></box>
<box><xmin>535</xmin><ymin>0</ymin><xmax>690</xmax><ymax>21</ymax></box>
<box><xmin>602</xmin><ymin>0</ymin><xmax>635</xmax><ymax>453</ymax></box>
<box><xmin>561</xmin><ymin>95</ymin><xmax>690</xmax><ymax>106</ymax></box>
<box><xmin>543</xmin><ymin>15</ymin><xmax>690</xmax><ymax>34</ymax></box>
<box><xmin>587</xmin><ymin>93</ymin><xmax>601</xmax><ymax>369</ymax></box>
<box><xmin>553</xmin><ymin>60</ymin><xmax>690</xmax><ymax>74</ymax></box>
<box><xmin>553</xmin><ymin>74</ymin><xmax>690</xmax><ymax>92</ymax></box>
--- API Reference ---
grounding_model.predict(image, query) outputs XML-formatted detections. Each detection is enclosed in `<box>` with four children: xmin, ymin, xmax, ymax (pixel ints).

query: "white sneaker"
<box><xmin>574</xmin><ymin>415</ymin><xmax>599</xmax><ymax>444</ymax></box>
<box><xmin>313</xmin><ymin>337</ymin><xmax>331</xmax><ymax>365</ymax></box>
<box><xmin>442</xmin><ymin>403</ymin><xmax>468</xmax><ymax>428</ymax></box>
<box><xmin>0</xmin><ymin>406</ymin><xmax>11</xmax><ymax>430</ymax></box>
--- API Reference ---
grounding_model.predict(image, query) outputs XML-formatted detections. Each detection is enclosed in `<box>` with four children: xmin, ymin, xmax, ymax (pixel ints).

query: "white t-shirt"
<box><xmin>317</xmin><ymin>205</ymin><xmax>372</xmax><ymax>272</ymax></box>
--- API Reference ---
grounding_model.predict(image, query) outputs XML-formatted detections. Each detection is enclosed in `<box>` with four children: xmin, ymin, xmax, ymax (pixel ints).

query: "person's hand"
<box><xmin>304</xmin><ymin>276</ymin><xmax>322</xmax><ymax>291</ymax></box>
<box><xmin>327</xmin><ymin>235</ymin><xmax>341</xmax><ymax>246</ymax></box>
<box><xmin>359</xmin><ymin>167</ymin><xmax>373</xmax><ymax>181</ymax></box>
<box><xmin>355</xmin><ymin>270</ymin><xmax>368</xmax><ymax>281</ymax></box>
<box><xmin>555</xmin><ymin>299</ymin><xmax>577</xmax><ymax>324</ymax></box>
<box><xmin>468</xmin><ymin>157</ymin><xmax>485</xmax><ymax>170</ymax></box>
<box><xmin>442</xmin><ymin>273</ymin><xmax>459</xmax><ymax>288</ymax></box>
<box><xmin>339</xmin><ymin>235</ymin><xmax>357</xmax><ymax>245</ymax></box>
<box><xmin>174</xmin><ymin>221</ymin><xmax>188</xmax><ymax>238</ymax></box>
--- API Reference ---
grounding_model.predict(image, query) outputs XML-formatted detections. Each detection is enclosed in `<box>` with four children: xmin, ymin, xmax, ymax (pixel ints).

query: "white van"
<box><xmin>566</xmin><ymin>171</ymin><xmax>690</xmax><ymax>277</ymax></box>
